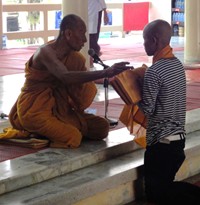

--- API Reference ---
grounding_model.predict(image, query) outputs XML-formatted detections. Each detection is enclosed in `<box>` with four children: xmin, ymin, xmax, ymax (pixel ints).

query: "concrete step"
<box><xmin>0</xmin><ymin>130</ymin><xmax>200</xmax><ymax>205</ymax></box>
<box><xmin>0</xmin><ymin>148</ymin><xmax>144</xmax><ymax>205</ymax></box>
<box><xmin>0</xmin><ymin>127</ymin><xmax>140</xmax><ymax>196</ymax></box>
<box><xmin>128</xmin><ymin>173</ymin><xmax>200</xmax><ymax>205</ymax></box>
<box><xmin>185</xmin><ymin>108</ymin><xmax>200</xmax><ymax>134</ymax></box>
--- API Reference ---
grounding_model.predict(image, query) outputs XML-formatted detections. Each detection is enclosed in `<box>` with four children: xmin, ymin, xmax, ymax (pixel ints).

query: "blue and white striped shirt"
<box><xmin>140</xmin><ymin>57</ymin><xmax>186</xmax><ymax>146</ymax></box>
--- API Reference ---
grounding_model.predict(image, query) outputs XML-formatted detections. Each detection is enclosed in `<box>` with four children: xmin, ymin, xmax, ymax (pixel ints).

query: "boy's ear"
<box><xmin>153</xmin><ymin>36</ymin><xmax>159</xmax><ymax>46</ymax></box>
<box><xmin>153</xmin><ymin>36</ymin><xmax>157</xmax><ymax>43</ymax></box>
<box><xmin>64</xmin><ymin>29</ymin><xmax>72</xmax><ymax>40</ymax></box>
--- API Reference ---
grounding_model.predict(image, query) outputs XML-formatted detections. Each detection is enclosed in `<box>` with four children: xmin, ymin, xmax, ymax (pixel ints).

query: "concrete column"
<box><xmin>185</xmin><ymin>0</ymin><xmax>200</xmax><ymax>63</ymax></box>
<box><xmin>62</xmin><ymin>0</ymin><xmax>90</xmax><ymax>68</ymax></box>
<box><xmin>0</xmin><ymin>1</ymin><xmax>3</xmax><ymax>49</ymax></box>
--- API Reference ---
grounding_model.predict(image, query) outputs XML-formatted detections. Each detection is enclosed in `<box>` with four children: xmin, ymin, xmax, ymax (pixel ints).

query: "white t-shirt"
<box><xmin>88</xmin><ymin>0</ymin><xmax>107</xmax><ymax>34</ymax></box>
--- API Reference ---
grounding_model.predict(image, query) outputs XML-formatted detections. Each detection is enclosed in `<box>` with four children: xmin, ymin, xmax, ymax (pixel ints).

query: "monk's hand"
<box><xmin>105</xmin><ymin>62</ymin><xmax>133</xmax><ymax>78</ymax></box>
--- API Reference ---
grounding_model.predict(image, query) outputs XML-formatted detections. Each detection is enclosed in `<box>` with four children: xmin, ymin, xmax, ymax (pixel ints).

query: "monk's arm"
<box><xmin>37</xmin><ymin>46</ymin><xmax>133</xmax><ymax>85</ymax></box>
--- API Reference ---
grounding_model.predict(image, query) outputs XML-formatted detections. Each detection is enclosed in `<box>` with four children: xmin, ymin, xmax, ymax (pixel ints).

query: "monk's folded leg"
<box><xmin>82</xmin><ymin>113</ymin><xmax>109</xmax><ymax>140</ymax></box>
<box><xmin>21</xmin><ymin>115</ymin><xmax>82</xmax><ymax>148</ymax></box>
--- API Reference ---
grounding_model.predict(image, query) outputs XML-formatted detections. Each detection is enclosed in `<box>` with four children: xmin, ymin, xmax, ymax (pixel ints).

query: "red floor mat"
<box><xmin>0</xmin><ymin>144</ymin><xmax>43</xmax><ymax>162</ymax></box>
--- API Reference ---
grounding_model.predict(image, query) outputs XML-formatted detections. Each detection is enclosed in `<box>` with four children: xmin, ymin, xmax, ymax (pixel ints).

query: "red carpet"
<box><xmin>0</xmin><ymin>144</ymin><xmax>43</xmax><ymax>162</ymax></box>
<box><xmin>100</xmin><ymin>42</ymin><xmax>184</xmax><ymax>62</ymax></box>
<box><xmin>0</xmin><ymin>47</ymin><xmax>37</xmax><ymax>76</ymax></box>
<box><xmin>0</xmin><ymin>43</ymin><xmax>184</xmax><ymax>76</ymax></box>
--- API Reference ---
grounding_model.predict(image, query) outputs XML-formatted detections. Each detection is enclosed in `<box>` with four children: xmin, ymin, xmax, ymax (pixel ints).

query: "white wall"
<box><xmin>148</xmin><ymin>0</ymin><xmax>172</xmax><ymax>23</ymax></box>
<box><xmin>105</xmin><ymin>0</ymin><xmax>172</xmax><ymax>24</ymax></box>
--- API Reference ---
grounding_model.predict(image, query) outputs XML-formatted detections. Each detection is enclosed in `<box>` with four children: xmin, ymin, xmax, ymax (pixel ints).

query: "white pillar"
<box><xmin>185</xmin><ymin>0</ymin><xmax>200</xmax><ymax>63</ymax></box>
<box><xmin>0</xmin><ymin>1</ymin><xmax>3</xmax><ymax>49</ymax></box>
<box><xmin>62</xmin><ymin>0</ymin><xmax>89</xmax><ymax>68</ymax></box>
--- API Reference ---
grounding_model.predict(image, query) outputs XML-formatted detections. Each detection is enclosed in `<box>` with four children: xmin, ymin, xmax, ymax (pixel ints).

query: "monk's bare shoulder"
<box><xmin>31</xmin><ymin>43</ymin><xmax>56</xmax><ymax>70</ymax></box>
<box><xmin>31</xmin><ymin>42</ymin><xmax>70</xmax><ymax>79</ymax></box>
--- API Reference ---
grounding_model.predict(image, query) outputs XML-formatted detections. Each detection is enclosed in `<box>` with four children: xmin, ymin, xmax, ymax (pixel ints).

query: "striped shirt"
<box><xmin>139</xmin><ymin>57</ymin><xmax>186</xmax><ymax>146</ymax></box>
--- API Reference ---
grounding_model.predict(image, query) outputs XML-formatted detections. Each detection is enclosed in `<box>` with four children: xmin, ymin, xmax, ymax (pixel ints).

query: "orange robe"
<box><xmin>4</xmin><ymin>51</ymin><xmax>109</xmax><ymax>148</ymax></box>
<box><xmin>112</xmin><ymin>65</ymin><xmax>147</xmax><ymax>148</ymax></box>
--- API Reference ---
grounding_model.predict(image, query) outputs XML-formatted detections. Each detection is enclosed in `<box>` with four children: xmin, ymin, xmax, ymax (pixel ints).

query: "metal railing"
<box><xmin>0</xmin><ymin>3</ymin><xmax>61</xmax><ymax>48</ymax></box>
<box><xmin>0</xmin><ymin>2</ymin><xmax>123</xmax><ymax>49</ymax></box>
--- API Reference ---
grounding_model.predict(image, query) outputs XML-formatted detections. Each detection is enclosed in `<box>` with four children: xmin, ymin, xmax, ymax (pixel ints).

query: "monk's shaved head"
<box><xmin>52</xmin><ymin>14</ymin><xmax>87</xmax><ymax>52</ymax></box>
<box><xmin>60</xmin><ymin>14</ymin><xmax>85</xmax><ymax>32</ymax></box>
<box><xmin>57</xmin><ymin>14</ymin><xmax>86</xmax><ymax>40</ymax></box>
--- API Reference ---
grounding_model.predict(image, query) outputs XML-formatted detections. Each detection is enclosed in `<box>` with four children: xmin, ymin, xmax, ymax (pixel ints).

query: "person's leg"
<box><xmin>164</xmin><ymin>181</ymin><xmax>200</xmax><ymax>204</ymax></box>
<box><xmin>144</xmin><ymin>140</ymin><xmax>185</xmax><ymax>203</ymax></box>
<box><xmin>146</xmin><ymin>140</ymin><xmax>200</xmax><ymax>204</ymax></box>
<box><xmin>96</xmin><ymin>10</ymin><xmax>103</xmax><ymax>54</ymax></box>
<box><xmin>89</xmin><ymin>33</ymin><xmax>99</xmax><ymax>54</ymax></box>
<box><xmin>89</xmin><ymin>33</ymin><xmax>99</xmax><ymax>67</ymax></box>
<box><xmin>89</xmin><ymin>11</ymin><xmax>103</xmax><ymax>55</ymax></box>
<box><xmin>82</xmin><ymin>113</ymin><xmax>109</xmax><ymax>140</ymax></box>
<box><xmin>23</xmin><ymin>114</ymin><xmax>83</xmax><ymax>148</ymax></box>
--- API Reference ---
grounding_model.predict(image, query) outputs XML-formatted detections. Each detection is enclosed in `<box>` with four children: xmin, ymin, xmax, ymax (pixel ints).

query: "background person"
<box><xmin>88</xmin><ymin>0</ymin><xmax>109</xmax><ymax>59</ymax></box>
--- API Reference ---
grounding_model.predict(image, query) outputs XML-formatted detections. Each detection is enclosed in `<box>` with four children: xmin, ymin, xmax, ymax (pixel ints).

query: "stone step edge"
<box><xmin>0</xmin><ymin>132</ymin><xmax>200</xmax><ymax>205</ymax></box>
<box><xmin>0</xmin><ymin>128</ymin><xmax>139</xmax><ymax>195</ymax></box>
<box><xmin>185</xmin><ymin>108</ymin><xmax>200</xmax><ymax>134</ymax></box>
<box><xmin>0</xmin><ymin>149</ymin><xmax>146</xmax><ymax>205</ymax></box>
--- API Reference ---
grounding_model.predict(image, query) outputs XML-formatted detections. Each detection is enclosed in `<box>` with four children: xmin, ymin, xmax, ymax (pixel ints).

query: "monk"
<box><xmin>6</xmin><ymin>14</ymin><xmax>132</xmax><ymax>148</ymax></box>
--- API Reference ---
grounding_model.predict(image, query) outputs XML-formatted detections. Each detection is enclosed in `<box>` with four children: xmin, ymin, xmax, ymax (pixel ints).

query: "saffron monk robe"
<box><xmin>0</xmin><ymin>14</ymin><xmax>132</xmax><ymax>148</ymax></box>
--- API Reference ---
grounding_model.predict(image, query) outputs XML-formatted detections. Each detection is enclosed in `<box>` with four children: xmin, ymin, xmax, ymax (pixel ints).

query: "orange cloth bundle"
<box><xmin>0</xmin><ymin>128</ymin><xmax>49</xmax><ymax>149</ymax></box>
<box><xmin>120</xmin><ymin>104</ymin><xmax>147</xmax><ymax>148</ymax></box>
<box><xmin>110</xmin><ymin>64</ymin><xmax>147</xmax><ymax>105</ymax></box>
<box><xmin>0</xmin><ymin>137</ymin><xmax>49</xmax><ymax>149</ymax></box>
<box><xmin>110</xmin><ymin>64</ymin><xmax>148</xmax><ymax>148</ymax></box>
